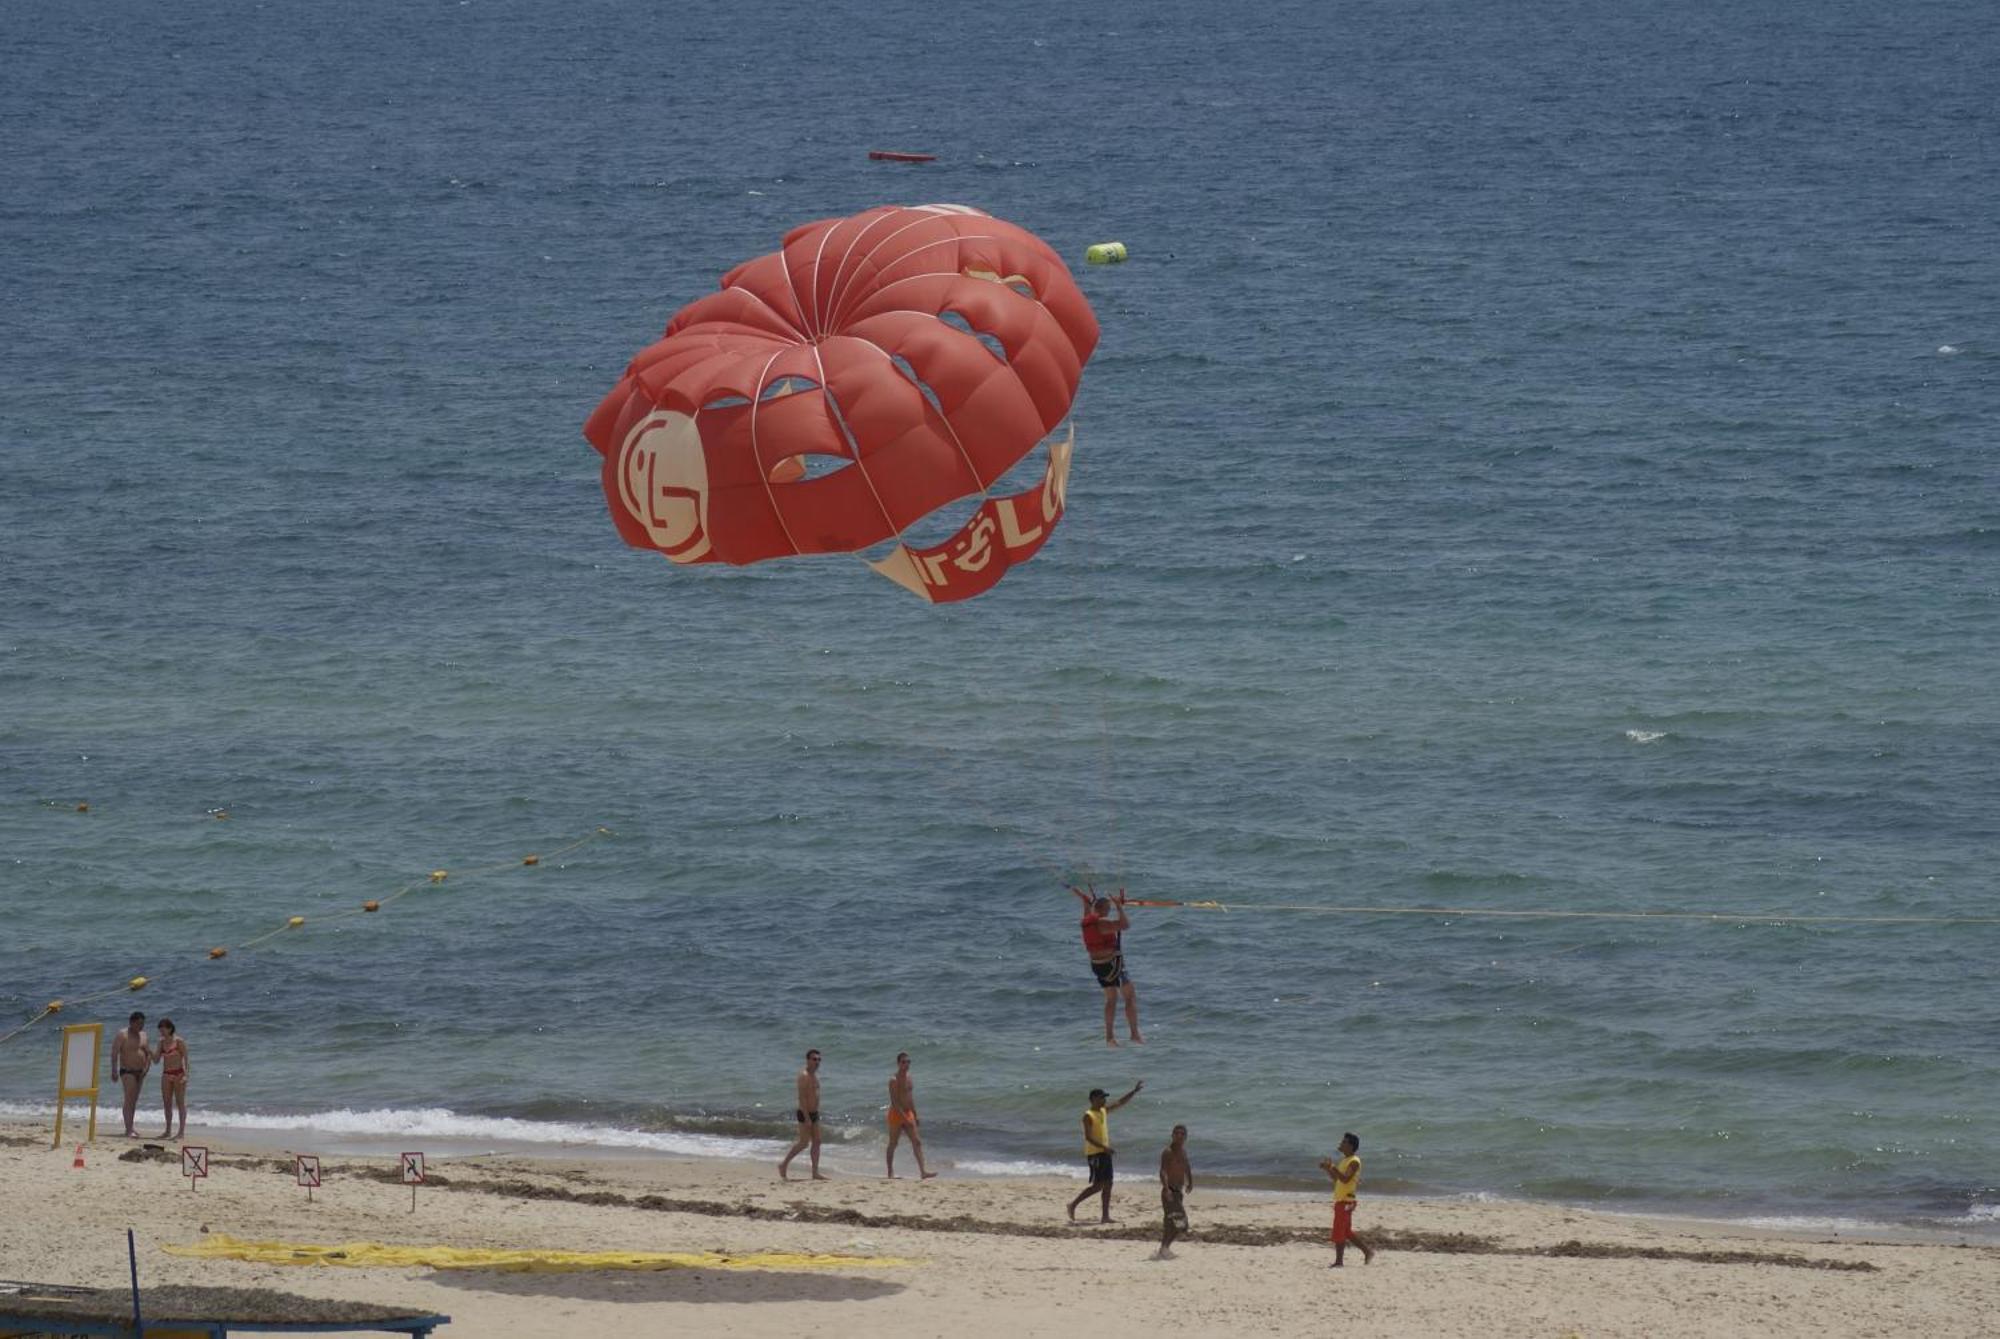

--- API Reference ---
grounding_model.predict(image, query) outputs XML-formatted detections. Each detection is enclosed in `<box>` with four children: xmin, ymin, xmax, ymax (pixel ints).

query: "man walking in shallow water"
<box><xmin>885</xmin><ymin>1051</ymin><xmax>937</xmax><ymax>1180</ymax></box>
<box><xmin>779</xmin><ymin>1049</ymin><xmax>826</xmax><ymax>1181</ymax></box>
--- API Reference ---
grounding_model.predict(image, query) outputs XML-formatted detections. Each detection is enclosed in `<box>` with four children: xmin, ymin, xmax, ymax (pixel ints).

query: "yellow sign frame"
<box><xmin>53</xmin><ymin>1022</ymin><xmax>104</xmax><ymax>1148</ymax></box>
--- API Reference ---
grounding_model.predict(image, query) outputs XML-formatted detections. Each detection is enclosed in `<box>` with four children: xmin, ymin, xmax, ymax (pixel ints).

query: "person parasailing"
<box><xmin>1072</xmin><ymin>884</ymin><xmax>1143</xmax><ymax>1047</ymax></box>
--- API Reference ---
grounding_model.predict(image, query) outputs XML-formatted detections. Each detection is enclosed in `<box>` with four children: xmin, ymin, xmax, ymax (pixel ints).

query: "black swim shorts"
<box><xmin>794</xmin><ymin>1109</ymin><xmax>820</xmax><ymax>1124</ymax></box>
<box><xmin>1086</xmin><ymin>1152</ymin><xmax>1114</xmax><ymax>1185</ymax></box>
<box><xmin>1090</xmin><ymin>955</ymin><xmax>1128</xmax><ymax>988</ymax></box>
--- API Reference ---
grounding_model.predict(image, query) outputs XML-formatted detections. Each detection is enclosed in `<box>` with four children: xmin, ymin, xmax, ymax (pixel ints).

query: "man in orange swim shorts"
<box><xmin>885</xmin><ymin>1051</ymin><xmax>936</xmax><ymax>1180</ymax></box>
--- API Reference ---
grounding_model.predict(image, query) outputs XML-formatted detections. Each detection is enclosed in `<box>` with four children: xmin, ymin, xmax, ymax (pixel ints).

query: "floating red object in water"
<box><xmin>868</xmin><ymin>150</ymin><xmax>937</xmax><ymax>163</ymax></box>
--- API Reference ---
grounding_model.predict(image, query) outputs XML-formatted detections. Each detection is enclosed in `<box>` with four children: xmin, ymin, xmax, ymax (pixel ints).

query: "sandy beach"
<box><xmin>1</xmin><ymin>1119</ymin><xmax>1992</xmax><ymax>1337</ymax></box>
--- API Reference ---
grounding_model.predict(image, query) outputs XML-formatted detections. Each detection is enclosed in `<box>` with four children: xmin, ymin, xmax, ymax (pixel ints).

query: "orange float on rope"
<box><xmin>522</xmin><ymin>855</ymin><xmax>539</xmax><ymax>867</ymax></box>
<box><xmin>362</xmin><ymin>900</ymin><xmax>381</xmax><ymax>912</ymax></box>
<box><xmin>208</xmin><ymin>947</ymin><xmax>228</xmax><ymax>960</ymax></box>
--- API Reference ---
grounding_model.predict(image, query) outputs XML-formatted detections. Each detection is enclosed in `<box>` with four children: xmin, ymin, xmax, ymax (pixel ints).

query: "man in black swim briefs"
<box><xmin>110</xmin><ymin>1011</ymin><xmax>150</xmax><ymax>1137</ymax></box>
<box><xmin>779</xmin><ymin>1049</ymin><xmax>826</xmax><ymax>1181</ymax></box>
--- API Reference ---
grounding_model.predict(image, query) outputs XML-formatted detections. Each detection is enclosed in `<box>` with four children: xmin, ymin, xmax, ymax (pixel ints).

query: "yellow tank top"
<box><xmin>1082</xmin><ymin>1108</ymin><xmax>1110</xmax><ymax>1156</ymax></box>
<box><xmin>1333</xmin><ymin>1153</ymin><xmax>1361</xmax><ymax>1202</ymax></box>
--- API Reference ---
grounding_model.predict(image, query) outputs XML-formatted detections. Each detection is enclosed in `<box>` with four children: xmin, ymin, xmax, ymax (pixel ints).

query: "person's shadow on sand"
<box><xmin>428</xmin><ymin>1268</ymin><xmax>907</xmax><ymax>1306</ymax></box>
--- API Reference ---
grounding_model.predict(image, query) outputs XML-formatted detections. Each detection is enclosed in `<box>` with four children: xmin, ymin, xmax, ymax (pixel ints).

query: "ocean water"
<box><xmin>2</xmin><ymin>0</ymin><xmax>1996</xmax><ymax>1234</ymax></box>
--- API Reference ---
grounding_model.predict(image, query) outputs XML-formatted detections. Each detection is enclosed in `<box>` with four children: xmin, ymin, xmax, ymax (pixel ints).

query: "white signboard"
<box><xmin>62</xmin><ymin>1028</ymin><xmax>96</xmax><ymax>1085</ymax></box>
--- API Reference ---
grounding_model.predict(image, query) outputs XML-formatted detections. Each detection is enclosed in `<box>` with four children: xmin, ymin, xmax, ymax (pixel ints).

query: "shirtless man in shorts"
<box><xmin>885</xmin><ymin>1051</ymin><xmax>937</xmax><ymax>1180</ymax></box>
<box><xmin>779</xmin><ymin>1049</ymin><xmax>827</xmax><ymax>1181</ymax></box>
<box><xmin>1155</xmin><ymin>1123</ymin><xmax>1193</xmax><ymax>1259</ymax></box>
<box><xmin>109</xmin><ymin>1011</ymin><xmax>150</xmax><ymax>1137</ymax></box>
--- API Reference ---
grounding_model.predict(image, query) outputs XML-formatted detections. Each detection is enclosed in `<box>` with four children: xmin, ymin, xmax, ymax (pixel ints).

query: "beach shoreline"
<box><xmin>11</xmin><ymin>1104</ymin><xmax>1993</xmax><ymax>1246</ymax></box>
<box><xmin>4</xmin><ymin>1115</ymin><xmax>1994</xmax><ymax>1337</ymax></box>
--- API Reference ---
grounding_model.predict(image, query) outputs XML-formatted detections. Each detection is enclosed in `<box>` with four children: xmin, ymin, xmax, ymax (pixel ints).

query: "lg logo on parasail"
<box><xmin>616</xmin><ymin>410</ymin><xmax>711</xmax><ymax>564</ymax></box>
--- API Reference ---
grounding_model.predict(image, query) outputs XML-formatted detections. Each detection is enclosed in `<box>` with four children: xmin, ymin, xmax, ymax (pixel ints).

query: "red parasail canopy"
<box><xmin>583</xmin><ymin>204</ymin><xmax>1099</xmax><ymax>601</ymax></box>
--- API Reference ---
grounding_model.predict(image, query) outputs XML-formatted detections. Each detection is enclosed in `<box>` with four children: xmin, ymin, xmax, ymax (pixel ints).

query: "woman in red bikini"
<box><xmin>153</xmin><ymin>1018</ymin><xmax>191</xmax><ymax>1141</ymax></box>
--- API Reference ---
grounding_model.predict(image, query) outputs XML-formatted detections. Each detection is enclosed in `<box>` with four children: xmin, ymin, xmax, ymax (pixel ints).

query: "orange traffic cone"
<box><xmin>72</xmin><ymin>1144</ymin><xmax>86</xmax><ymax>1170</ymax></box>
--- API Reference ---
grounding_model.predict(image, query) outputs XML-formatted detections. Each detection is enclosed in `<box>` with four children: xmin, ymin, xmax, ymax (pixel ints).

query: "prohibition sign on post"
<box><xmin>401</xmin><ymin>1151</ymin><xmax>425</xmax><ymax>1212</ymax></box>
<box><xmin>296</xmin><ymin>1154</ymin><xmax>321</xmax><ymax>1202</ymax></box>
<box><xmin>182</xmin><ymin>1145</ymin><xmax>209</xmax><ymax>1191</ymax></box>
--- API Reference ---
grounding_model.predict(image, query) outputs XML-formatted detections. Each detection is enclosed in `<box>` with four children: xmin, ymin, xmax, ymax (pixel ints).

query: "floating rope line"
<box><xmin>0</xmin><ymin>825</ymin><xmax>614</xmax><ymax>1048</ymax></box>
<box><xmin>1109</xmin><ymin>895</ymin><xmax>2000</xmax><ymax>926</ymax></box>
<box><xmin>0</xmin><ymin>1005</ymin><xmax>61</xmax><ymax>1049</ymax></box>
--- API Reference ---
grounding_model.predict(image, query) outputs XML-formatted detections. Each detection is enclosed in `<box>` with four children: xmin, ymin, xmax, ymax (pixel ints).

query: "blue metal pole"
<box><xmin>127</xmin><ymin>1227</ymin><xmax>143</xmax><ymax>1335</ymax></box>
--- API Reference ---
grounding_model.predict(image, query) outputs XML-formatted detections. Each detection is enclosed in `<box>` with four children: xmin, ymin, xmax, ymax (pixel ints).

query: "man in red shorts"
<box><xmin>1319</xmin><ymin>1131</ymin><xmax>1376</xmax><ymax>1266</ymax></box>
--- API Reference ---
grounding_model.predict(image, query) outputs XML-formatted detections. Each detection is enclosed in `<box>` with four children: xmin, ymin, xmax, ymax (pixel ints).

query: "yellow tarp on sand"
<box><xmin>166</xmin><ymin>1233</ymin><xmax>914</xmax><ymax>1273</ymax></box>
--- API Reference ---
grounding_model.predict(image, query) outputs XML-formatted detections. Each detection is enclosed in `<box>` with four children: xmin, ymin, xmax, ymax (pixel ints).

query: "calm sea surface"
<box><xmin>2</xmin><ymin>0</ymin><xmax>1995</xmax><ymax>1231</ymax></box>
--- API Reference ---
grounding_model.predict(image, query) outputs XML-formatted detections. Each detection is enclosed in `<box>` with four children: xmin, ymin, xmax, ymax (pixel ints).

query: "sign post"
<box><xmin>182</xmin><ymin>1145</ymin><xmax>209</xmax><ymax>1191</ymax></box>
<box><xmin>53</xmin><ymin>1022</ymin><xmax>104</xmax><ymax>1148</ymax></box>
<box><xmin>401</xmin><ymin>1151</ymin><xmax>425</xmax><ymax>1213</ymax></box>
<box><xmin>296</xmin><ymin>1154</ymin><xmax>321</xmax><ymax>1204</ymax></box>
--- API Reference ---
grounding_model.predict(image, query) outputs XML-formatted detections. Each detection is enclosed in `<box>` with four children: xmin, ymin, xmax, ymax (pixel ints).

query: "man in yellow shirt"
<box><xmin>1318</xmin><ymin>1132</ymin><xmax>1376</xmax><ymax>1266</ymax></box>
<box><xmin>1066</xmin><ymin>1080</ymin><xmax>1143</xmax><ymax>1224</ymax></box>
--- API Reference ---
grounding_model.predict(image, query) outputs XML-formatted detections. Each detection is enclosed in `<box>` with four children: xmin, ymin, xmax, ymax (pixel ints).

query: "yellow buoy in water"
<box><xmin>1084</xmin><ymin>241</ymin><xmax>1127</xmax><ymax>265</ymax></box>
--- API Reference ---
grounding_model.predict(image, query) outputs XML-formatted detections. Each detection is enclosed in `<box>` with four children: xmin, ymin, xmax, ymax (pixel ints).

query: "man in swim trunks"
<box><xmin>152</xmin><ymin>1017</ymin><xmax>191</xmax><ymax>1141</ymax></box>
<box><xmin>1155</xmin><ymin>1123</ymin><xmax>1193</xmax><ymax>1259</ymax></box>
<box><xmin>885</xmin><ymin>1051</ymin><xmax>936</xmax><ymax>1180</ymax></box>
<box><xmin>1073</xmin><ymin>886</ymin><xmax>1142</xmax><ymax>1046</ymax></box>
<box><xmin>1066</xmin><ymin>1079</ymin><xmax>1143</xmax><ymax>1224</ymax></box>
<box><xmin>109</xmin><ymin>1011</ymin><xmax>149</xmax><ymax>1137</ymax></box>
<box><xmin>1319</xmin><ymin>1131</ymin><xmax>1375</xmax><ymax>1266</ymax></box>
<box><xmin>779</xmin><ymin>1049</ymin><xmax>826</xmax><ymax>1181</ymax></box>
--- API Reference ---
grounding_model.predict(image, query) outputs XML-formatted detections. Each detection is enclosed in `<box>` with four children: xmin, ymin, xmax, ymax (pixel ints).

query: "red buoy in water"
<box><xmin>868</xmin><ymin>150</ymin><xmax>936</xmax><ymax>163</ymax></box>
